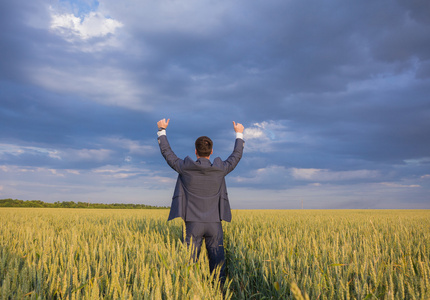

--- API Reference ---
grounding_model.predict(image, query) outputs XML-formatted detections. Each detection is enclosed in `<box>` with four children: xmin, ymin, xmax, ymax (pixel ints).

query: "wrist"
<box><xmin>157</xmin><ymin>129</ymin><xmax>166</xmax><ymax>137</ymax></box>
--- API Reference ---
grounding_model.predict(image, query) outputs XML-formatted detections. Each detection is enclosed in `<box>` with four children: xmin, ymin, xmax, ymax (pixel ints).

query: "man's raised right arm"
<box><xmin>157</xmin><ymin>118</ymin><xmax>183</xmax><ymax>173</ymax></box>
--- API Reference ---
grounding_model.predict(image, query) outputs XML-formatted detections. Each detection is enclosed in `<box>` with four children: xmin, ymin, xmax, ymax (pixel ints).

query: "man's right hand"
<box><xmin>233</xmin><ymin>121</ymin><xmax>244</xmax><ymax>133</ymax></box>
<box><xmin>157</xmin><ymin>118</ymin><xmax>170</xmax><ymax>130</ymax></box>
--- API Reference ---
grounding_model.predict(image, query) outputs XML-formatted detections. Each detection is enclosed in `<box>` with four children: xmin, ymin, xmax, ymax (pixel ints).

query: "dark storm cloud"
<box><xmin>0</xmin><ymin>0</ymin><xmax>57</xmax><ymax>82</ymax></box>
<box><xmin>113</xmin><ymin>0</ymin><xmax>430</xmax><ymax>149</ymax></box>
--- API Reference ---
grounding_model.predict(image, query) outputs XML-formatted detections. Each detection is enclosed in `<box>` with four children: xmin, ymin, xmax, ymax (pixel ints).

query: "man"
<box><xmin>157</xmin><ymin>118</ymin><xmax>244</xmax><ymax>282</ymax></box>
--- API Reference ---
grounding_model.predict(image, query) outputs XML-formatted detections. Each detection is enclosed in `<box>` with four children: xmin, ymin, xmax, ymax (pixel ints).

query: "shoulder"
<box><xmin>212</xmin><ymin>157</ymin><xmax>223</xmax><ymax>165</ymax></box>
<box><xmin>183</xmin><ymin>156</ymin><xmax>196</xmax><ymax>166</ymax></box>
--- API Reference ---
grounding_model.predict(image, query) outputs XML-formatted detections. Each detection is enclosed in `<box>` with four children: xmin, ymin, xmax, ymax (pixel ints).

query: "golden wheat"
<box><xmin>0</xmin><ymin>208</ymin><xmax>428</xmax><ymax>299</ymax></box>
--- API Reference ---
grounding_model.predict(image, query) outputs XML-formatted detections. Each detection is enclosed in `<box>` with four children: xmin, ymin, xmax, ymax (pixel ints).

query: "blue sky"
<box><xmin>1</xmin><ymin>0</ymin><xmax>429</xmax><ymax>209</ymax></box>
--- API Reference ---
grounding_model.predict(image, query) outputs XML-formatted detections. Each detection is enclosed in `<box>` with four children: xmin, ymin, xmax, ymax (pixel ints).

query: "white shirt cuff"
<box><xmin>236</xmin><ymin>132</ymin><xmax>244</xmax><ymax>140</ymax></box>
<box><xmin>157</xmin><ymin>129</ymin><xmax>166</xmax><ymax>137</ymax></box>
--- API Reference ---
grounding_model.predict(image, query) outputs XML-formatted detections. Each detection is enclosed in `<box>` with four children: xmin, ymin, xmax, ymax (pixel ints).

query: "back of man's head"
<box><xmin>195</xmin><ymin>136</ymin><xmax>213</xmax><ymax>157</ymax></box>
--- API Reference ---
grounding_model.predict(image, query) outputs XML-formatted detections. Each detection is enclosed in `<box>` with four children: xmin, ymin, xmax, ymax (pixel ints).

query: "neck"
<box><xmin>196</xmin><ymin>155</ymin><xmax>210</xmax><ymax>160</ymax></box>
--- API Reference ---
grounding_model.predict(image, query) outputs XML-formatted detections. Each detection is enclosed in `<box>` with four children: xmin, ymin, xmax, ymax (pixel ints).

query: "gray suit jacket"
<box><xmin>158</xmin><ymin>134</ymin><xmax>244</xmax><ymax>222</ymax></box>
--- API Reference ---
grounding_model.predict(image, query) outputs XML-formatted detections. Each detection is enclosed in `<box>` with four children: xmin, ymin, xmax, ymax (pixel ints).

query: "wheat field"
<box><xmin>0</xmin><ymin>208</ymin><xmax>429</xmax><ymax>299</ymax></box>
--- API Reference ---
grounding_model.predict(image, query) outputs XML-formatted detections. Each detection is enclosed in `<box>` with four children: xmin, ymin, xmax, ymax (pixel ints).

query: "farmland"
<box><xmin>0</xmin><ymin>208</ymin><xmax>429</xmax><ymax>299</ymax></box>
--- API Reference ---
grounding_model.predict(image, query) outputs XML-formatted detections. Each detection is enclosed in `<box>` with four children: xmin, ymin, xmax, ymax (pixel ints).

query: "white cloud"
<box><xmin>92</xmin><ymin>165</ymin><xmax>143</xmax><ymax>179</ymax></box>
<box><xmin>0</xmin><ymin>144</ymin><xmax>61</xmax><ymax>159</ymax></box>
<box><xmin>233</xmin><ymin>165</ymin><xmax>288</xmax><ymax>184</ymax></box>
<box><xmin>244</xmin><ymin>121</ymin><xmax>283</xmax><ymax>141</ymax></box>
<box><xmin>243</xmin><ymin>121</ymin><xmax>300</xmax><ymax>153</ymax></box>
<box><xmin>404</xmin><ymin>157</ymin><xmax>430</xmax><ymax>165</ymax></box>
<box><xmin>290</xmin><ymin>168</ymin><xmax>320</xmax><ymax>180</ymax></box>
<box><xmin>103</xmin><ymin>137</ymin><xmax>156</xmax><ymax>156</ymax></box>
<box><xmin>50</xmin><ymin>10</ymin><xmax>123</xmax><ymax>41</ymax></box>
<box><xmin>48</xmin><ymin>150</ymin><xmax>62</xmax><ymax>160</ymax></box>
<box><xmin>93</xmin><ymin>166</ymin><xmax>130</xmax><ymax>174</ymax></box>
<box><xmin>47</xmin><ymin>169</ymin><xmax>64</xmax><ymax>176</ymax></box>
<box><xmin>234</xmin><ymin>166</ymin><xmax>382</xmax><ymax>188</ymax></box>
<box><xmin>1</xmin><ymin>166</ymin><xmax>62</xmax><ymax>176</ymax></box>
<box><xmin>244</xmin><ymin>127</ymin><xmax>266</xmax><ymax>140</ymax></box>
<box><xmin>66</xmin><ymin>169</ymin><xmax>80</xmax><ymax>175</ymax></box>
<box><xmin>0</xmin><ymin>143</ymin><xmax>113</xmax><ymax>164</ymax></box>
<box><xmin>291</xmin><ymin>168</ymin><xmax>380</xmax><ymax>181</ymax></box>
<box><xmin>379</xmin><ymin>182</ymin><xmax>421</xmax><ymax>188</ymax></box>
<box><xmin>66</xmin><ymin>148</ymin><xmax>113</xmax><ymax>162</ymax></box>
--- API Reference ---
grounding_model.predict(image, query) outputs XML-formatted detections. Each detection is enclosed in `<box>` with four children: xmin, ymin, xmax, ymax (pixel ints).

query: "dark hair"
<box><xmin>195</xmin><ymin>136</ymin><xmax>213</xmax><ymax>157</ymax></box>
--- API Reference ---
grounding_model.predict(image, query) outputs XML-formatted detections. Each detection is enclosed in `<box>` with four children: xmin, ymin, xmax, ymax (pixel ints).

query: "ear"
<box><xmin>211</xmin><ymin>149</ymin><xmax>213</xmax><ymax>155</ymax></box>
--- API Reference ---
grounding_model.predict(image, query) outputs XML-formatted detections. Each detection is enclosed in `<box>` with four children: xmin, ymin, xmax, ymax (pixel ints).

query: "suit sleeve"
<box><xmin>158</xmin><ymin>135</ymin><xmax>183</xmax><ymax>174</ymax></box>
<box><xmin>223</xmin><ymin>138</ymin><xmax>244</xmax><ymax>175</ymax></box>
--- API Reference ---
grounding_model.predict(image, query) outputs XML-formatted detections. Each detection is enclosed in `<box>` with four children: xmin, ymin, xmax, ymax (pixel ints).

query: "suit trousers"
<box><xmin>185</xmin><ymin>222</ymin><xmax>226</xmax><ymax>282</ymax></box>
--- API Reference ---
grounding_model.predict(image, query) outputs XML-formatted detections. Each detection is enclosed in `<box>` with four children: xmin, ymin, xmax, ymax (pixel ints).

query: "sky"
<box><xmin>1</xmin><ymin>0</ymin><xmax>429</xmax><ymax>209</ymax></box>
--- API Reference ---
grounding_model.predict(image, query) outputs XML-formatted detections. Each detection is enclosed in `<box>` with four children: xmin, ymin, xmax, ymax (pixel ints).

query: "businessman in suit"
<box><xmin>157</xmin><ymin>118</ymin><xmax>244</xmax><ymax>283</ymax></box>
